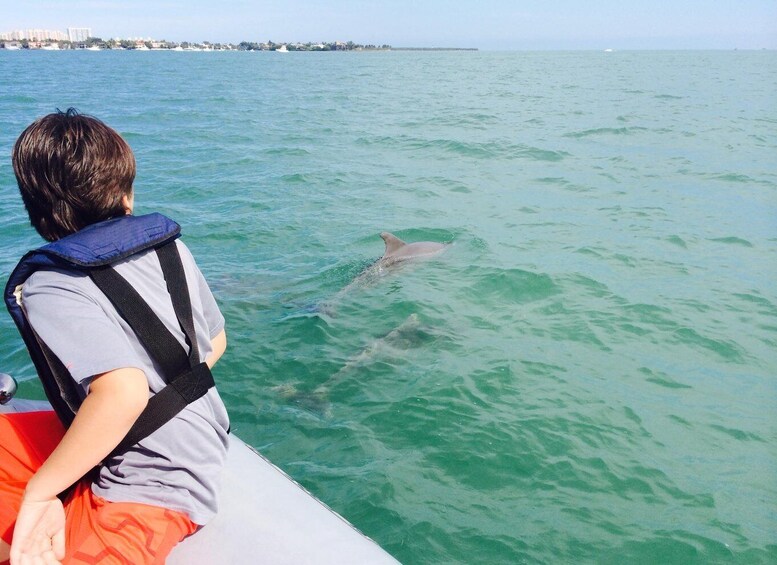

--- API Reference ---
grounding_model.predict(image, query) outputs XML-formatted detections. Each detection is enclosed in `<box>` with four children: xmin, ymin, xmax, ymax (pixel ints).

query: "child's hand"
<box><xmin>10</xmin><ymin>496</ymin><xmax>65</xmax><ymax>565</ymax></box>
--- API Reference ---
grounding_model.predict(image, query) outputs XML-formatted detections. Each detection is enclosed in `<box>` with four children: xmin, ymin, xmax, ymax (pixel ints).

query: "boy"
<box><xmin>1</xmin><ymin>109</ymin><xmax>229</xmax><ymax>564</ymax></box>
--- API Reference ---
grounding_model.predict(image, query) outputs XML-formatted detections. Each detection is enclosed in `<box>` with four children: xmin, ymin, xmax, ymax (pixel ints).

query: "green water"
<box><xmin>1</xmin><ymin>50</ymin><xmax>775</xmax><ymax>563</ymax></box>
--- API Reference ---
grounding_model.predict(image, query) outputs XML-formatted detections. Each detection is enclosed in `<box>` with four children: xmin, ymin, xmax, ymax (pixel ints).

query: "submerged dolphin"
<box><xmin>318</xmin><ymin>313</ymin><xmax>427</xmax><ymax>389</ymax></box>
<box><xmin>275</xmin><ymin>313</ymin><xmax>435</xmax><ymax>414</ymax></box>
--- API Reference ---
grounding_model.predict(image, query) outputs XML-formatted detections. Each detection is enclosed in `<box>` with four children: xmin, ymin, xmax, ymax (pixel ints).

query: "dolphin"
<box><xmin>275</xmin><ymin>313</ymin><xmax>435</xmax><ymax>414</ymax></box>
<box><xmin>377</xmin><ymin>232</ymin><xmax>448</xmax><ymax>267</ymax></box>
<box><xmin>319</xmin><ymin>313</ymin><xmax>427</xmax><ymax>388</ymax></box>
<box><xmin>284</xmin><ymin>232</ymin><xmax>449</xmax><ymax>319</ymax></box>
<box><xmin>315</xmin><ymin>232</ymin><xmax>448</xmax><ymax>315</ymax></box>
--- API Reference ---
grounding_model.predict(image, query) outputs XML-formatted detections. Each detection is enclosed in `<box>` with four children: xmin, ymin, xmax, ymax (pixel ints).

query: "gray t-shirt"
<box><xmin>22</xmin><ymin>239</ymin><xmax>229</xmax><ymax>525</ymax></box>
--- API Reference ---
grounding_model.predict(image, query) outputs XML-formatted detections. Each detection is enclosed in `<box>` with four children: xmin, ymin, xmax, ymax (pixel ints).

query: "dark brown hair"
<box><xmin>12</xmin><ymin>108</ymin><xmax>135</xmax><ymax>241</ymax></box>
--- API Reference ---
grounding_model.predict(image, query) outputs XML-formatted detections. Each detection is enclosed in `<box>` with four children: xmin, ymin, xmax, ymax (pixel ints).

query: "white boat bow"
<box><xmin>0</xmin><ymin>395</ymin><xmax>399</xmax><ymax>564</ymax></box>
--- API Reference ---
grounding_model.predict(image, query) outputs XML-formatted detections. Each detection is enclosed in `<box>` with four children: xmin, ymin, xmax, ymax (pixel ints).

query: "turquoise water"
<box><xmin>1</xmin><ymin>50</ymin><xmax>776</xmax><ymax>563</ymax></box>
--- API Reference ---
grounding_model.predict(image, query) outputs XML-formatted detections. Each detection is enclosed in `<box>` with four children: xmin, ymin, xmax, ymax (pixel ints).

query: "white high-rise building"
<box><xmin>26</xmin><ymin>29</ymin><xmax>67</xmax><ymax>41</ymax></box>
<box><xmin>67</xmin><ymin>28</ymin><xmax>91</xmax><ymax>42</ymax></box>
<box><xmin>0</xmin><ymin>29</ymin><xmax>67</xmax><ymax>41</ymax></box>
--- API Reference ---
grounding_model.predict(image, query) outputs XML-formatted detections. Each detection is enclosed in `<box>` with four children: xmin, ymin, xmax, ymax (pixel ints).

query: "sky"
<box><xmin>2</xmin><ymin>0</ymin><xmax>776</xmax><ymax>50</ymax></box>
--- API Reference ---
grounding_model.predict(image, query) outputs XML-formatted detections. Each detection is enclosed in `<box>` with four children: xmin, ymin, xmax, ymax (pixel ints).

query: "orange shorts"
<box><xmin>0</xmin><ymin>411</ymin><xmax>197</xmax><ymax>564</ymax></box>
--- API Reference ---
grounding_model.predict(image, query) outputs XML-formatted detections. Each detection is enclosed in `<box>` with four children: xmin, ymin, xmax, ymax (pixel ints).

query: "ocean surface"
<box><xmin>0</xmin><ymin>50</ymin><xmax>775</xmax><ymax>564</ymax></box>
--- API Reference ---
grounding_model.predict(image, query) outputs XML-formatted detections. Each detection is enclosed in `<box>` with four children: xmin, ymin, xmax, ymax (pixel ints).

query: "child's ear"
<box><xmin>122</xmin><ymin>192</ymin><xmax>134</xmax><ymax>214</ymax></box>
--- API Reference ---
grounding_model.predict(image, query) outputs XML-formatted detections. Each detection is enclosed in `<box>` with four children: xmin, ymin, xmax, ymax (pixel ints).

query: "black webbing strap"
<box><xmin>155</xmin><ymin>243</ymin><xmax>200</xmax><ymax>365</ymax></box>
<box><xmin>89</xmin><ymin>266</ymin><xmax>189</xmax><ymax>381</ymax></box>
<box><xmin>87</xmin><ymin>241</ymin><xmax>215</xmax><ymax>455</ymax></box>
<box><xmin>111</xmin><ymin>362</ymin><xmax>214</xmax><ymax>455</ymax></box>
<box><xmin>33</xmin><ymin>333</ymin><xmax>79</xmax><ymax>427</ymax></box>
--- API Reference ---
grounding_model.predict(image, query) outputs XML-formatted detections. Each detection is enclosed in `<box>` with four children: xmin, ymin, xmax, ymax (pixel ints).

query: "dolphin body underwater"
<box><xmin>275</xmin><ymin>313</ymin><xmax>437</xmax><ymax>414</ymax></box>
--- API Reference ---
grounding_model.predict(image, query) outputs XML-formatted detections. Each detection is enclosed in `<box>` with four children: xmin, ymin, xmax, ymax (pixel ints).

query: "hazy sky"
<box><xmin>2</xmin><ymin>0</ymin><xmax>775</xmax><ymax>49</ymax></box>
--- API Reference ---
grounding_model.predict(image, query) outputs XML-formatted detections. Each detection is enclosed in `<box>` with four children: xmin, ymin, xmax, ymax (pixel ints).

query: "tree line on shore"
<box><xmin>239</xmin><ymin>40</ymin><xmax>391</xmax><ymax>51</ymax></box>
<box><xmin>2</xmin><ymin>37</ymin><xmax>392</xmax><ymax>51</ymax></box>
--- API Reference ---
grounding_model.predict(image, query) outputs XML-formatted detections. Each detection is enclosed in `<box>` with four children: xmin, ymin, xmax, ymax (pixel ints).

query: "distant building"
<box><xmin>0</xmin><ymin>29</ymin><xmax>67</xmax><ymax>41</ymax></box>
<box><xmin>67</xmin><ymin>28</ymin><xmax>91</xmax><ymax>42</ymax></box>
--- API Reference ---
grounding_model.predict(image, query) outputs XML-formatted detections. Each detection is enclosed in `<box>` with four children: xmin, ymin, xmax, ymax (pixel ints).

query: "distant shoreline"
<box><xmin>391</xmin><ymin>47</ymin><xmax>478</xmax><ymax>51</ymax></box>
<box><xmin>0</xmin><ymin>38</ymin><xmax>392</xmax><ymax>52</ymax></box>
<box><xmin>0</xmin><ymin>43</ymin><xmax>480</xmax><ymax>53</ymax></box>
<box><xmin>0</xmin><ymin>35</ymin><xmax>480</xmax><ymax>53</ymax></box>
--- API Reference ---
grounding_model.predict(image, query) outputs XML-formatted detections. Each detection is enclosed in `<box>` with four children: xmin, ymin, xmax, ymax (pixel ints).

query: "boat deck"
<box><xmin>1</xmin><ymin>399</ymin><xmax>399</xmax><ymax>565</ymax></box>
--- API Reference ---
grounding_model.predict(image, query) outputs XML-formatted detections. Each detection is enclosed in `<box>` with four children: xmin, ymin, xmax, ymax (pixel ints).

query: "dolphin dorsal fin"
<box><xmin>380</xmin><ymin>232</ymin><xmax>406</xmax><ymax>256</ymax></box>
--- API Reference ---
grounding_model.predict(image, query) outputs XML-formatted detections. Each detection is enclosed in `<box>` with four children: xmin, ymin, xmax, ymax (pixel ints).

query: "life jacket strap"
<box><xmin>34</xmin><ymin>332</ymin><xmax>80</xmax><ymax>426</ymax></box>
<box><xmin>89</xmin><ymin>263</ymin><xmax>190</xmax><ymax>382</ymax></box>
<box><xmin>111</xmin><ymin>362</ymin><xmax>215</xmax><ymax>456</ymax></box>
<box><xmin>155</xmin><ymin>242</ymin><xmax>201</xmax><ymax>366</ymax></box>
<box><xmin>87</xmin><ymin>240</ymin><xmax>216</xmax><ymax>455</ymax></box>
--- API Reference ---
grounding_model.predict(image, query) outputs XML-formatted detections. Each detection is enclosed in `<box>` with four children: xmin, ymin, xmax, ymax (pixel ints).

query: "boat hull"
<box><xmin>0</xmin><ymin>399</ymin><xmax>399</xmax><ymax>564</ymax></box>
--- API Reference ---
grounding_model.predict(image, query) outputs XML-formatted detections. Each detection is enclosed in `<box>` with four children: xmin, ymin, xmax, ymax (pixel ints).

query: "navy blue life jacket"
<box><xmin>4</xmin><ymin>213</ymin><xmax>216</xmax><ymax>455</ymax></box>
